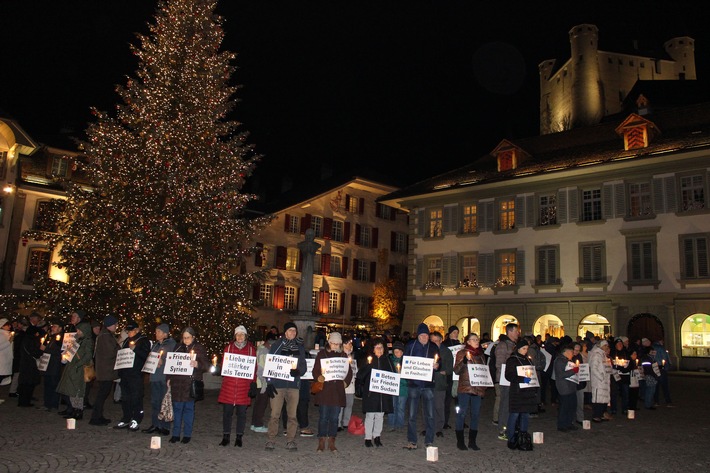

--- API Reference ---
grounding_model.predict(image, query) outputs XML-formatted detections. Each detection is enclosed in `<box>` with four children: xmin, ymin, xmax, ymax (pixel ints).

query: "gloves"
<box><xmin>266</xmin><ymin>384</ymin><xmax>278</xmax><ymax>399</ymax></box>
<box><xmin>248</xmin><ymin>382</ymin><xmax>258</xmax><ymax>398</ymax></box>
<box><xmin>290</xmin><ymin>368</ymin><xmax>300</xmax><ymax>377</ymax></box>
<box><xmin>572</xmin><ymin>366</ymin><xmax>580</xmax><ymax>374</ymax></box>
<box><xmin>523</xmin><ymin>377</ymin><xmax>531</xmax><ymax>384</ymax></box>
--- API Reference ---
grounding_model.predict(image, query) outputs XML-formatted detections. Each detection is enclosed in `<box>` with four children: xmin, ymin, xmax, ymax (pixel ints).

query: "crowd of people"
<box><xmin>0</xmin><ymin>313</ymin><xmax>674</xmax><ymax>453</ymax></box>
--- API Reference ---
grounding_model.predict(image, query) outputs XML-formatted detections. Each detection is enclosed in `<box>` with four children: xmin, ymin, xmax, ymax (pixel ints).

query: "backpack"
<box><xmin>488</xmin><ymin>342</ymin><xmax>499</xmax><ymax>383</ymax></box>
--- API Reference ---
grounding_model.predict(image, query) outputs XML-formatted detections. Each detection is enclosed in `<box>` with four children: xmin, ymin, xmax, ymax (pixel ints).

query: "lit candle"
<box><xmin>159</xmin><ymin>350</ymin><xmax>163</xmax><ymax>357</ymax></box>
<box><xmin>396</xmin><ymin>363</ymin><xmax>401</xmax><ymax>373</ymax></box>
<box><xmin>40</xmin><ymin>336</ymin><xmax>46</xmax><ymax>345</ymax></box>
<box><xmin>466</xmin><ymin>351</ymin><xmax>472</xmax><ymax>361</ymax></box>
<box><xmin>291</xmin><ymin>359</ymin><xmax>297</xmax><ymax>370</ymax></box>
<box><xmin>190</xmin><ymin>349</ymin><xmax>196</xmax><ymax>361</ymax></box>
<box><xmin>662</xmin><ymin>359</ymin><xmax>666</xmax><ymax>367</ymax></box>
<box><xmin>212</xmin><ymin>355</ymin><xmax>217</xmax><ymax>366</ymax></box>
<box><xmin>434</xmin><ymin>354</ymin><xmax>439</xmax><ymax>364</ymax></box>
<box><xmin>56</xmin><ymin>334</ymin><xmax>61</xmax><ymax>342</ymax></box>
<box><xmin>575</xmin><ymin>360</ymin><xmax>580</xmax><ymax>367</ymax></box>
<box><xmin>367</xmin><ymin>356</ymin><xmax>372</xmax><ymax>364</ymax></box>
<box><xmin>347</xmin><ymin>356</ymin><xmax>352</xmax><ymax>364</ymax></box>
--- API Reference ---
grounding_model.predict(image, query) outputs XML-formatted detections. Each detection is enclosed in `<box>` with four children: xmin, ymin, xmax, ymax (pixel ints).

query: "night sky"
<box><xmin>3</xmin><ymin>1</ymin><xmax>709</xmax><ymax>199</ymax></box>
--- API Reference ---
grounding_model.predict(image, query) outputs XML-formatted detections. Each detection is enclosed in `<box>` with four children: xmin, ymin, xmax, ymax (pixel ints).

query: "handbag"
<box><xmin>84</xmin><ymin>363</ymin><xmax>96</xmax><ymax>383</ymax></box>
<box><xmin>190</xmin><ymin>379</ymin><xmax>205</xmax><ymax>401</ymax></box>
<box><xmin>158</xmin><ymin>382</ymin><xmax>173</xmax><ymax>422</ymax></box>
<box><xmin>310</xmin><ymin>380</ymin><xmax>324</xmax><ymax>395</ymax></box>
<box><xmin>517</xmin><ymin>431</ymin><xmax>534</xmax><ymax>451</ymax></box>
<box><xmin>347</xmin><ymin>414</ymin><xmax>365</xmax><ymax>435</ymax></box>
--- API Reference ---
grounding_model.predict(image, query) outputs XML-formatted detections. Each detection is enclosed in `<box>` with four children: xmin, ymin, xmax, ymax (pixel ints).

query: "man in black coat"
<box><xmin>114</xmin><ymin>319</ymin><xmax>151</xmax><ymax>431</ymax></box>
<box><xmin>17</xmin><ymin>313</ymin><xmax>46</xmax><ymax>407</ymax></box>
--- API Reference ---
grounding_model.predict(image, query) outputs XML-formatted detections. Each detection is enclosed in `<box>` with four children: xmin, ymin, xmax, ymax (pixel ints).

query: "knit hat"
<box><xmin>125</xmin><ymin>319</ymin><xmax>139</xmax><ymax>330</ymax></box>
<box><xmin>156</xmin><ymin>323</ymin><xmax>170</xmax><ymax>334</ymax></box>
<box><xmin>234</xmin><ymin>325</ymin><xmax>247</xmax><ymax>335</ymax></box>
<box><xmin>598</xmin><ymin>340</ymin><xmax>609</xmax><ymax>348</ymax></box>
<box><xmin>283</xmin><ymin>321</ymin><xmax>297</xmax><ymax>333</ymax></box>
<box><xmin>74</xmin><ymin>310</ymin><xmax>86</xmax><ymax>321</ymax></box>
<box><xmin>328</xmin><ymin>332</ymin><xmax>342</xmax><ymax>344</ymax></box>
<box><xmin>102</xmin><ymin>315</ymin><xmax>118</xmax><ymax>328</ymax></box>
<box><xmin>585</xmin><ymin>331</ymin><xmax>594</xmax><ymax>339</ymax></box>
<box><xmin>184</xmin><ymin>326</ymin><xmax>196</xmax><ymax>337</ymax></box>
<box><xmin>417</xmin><ymin>323</ymin><xmax>429</xmax><ymax>335</ymax></box>
<box><xmin>447</xmin><ymin>325</ymin><xmax>459</xmax><ymax>335</ymax></box>
<box><xmin>0</xmin><ymin>318</ymin><xmax>9</xmax><ymax>328</ymax></box>
<box><xmin>392</xmin><ymin>341</ymin><xmax>405</xmax><ymax>352</ymax></box>
<box><xmin>641</xmin><ymin>337</ymin><xmax>651</xmax><ymax>346</ymax></box>
<box><xmin>618</xmin><ymin>336</ymin><xmax>629</xmax><ymax>343</ymax></box>
<box><xmin>515</xmin><ymin>339</ymin><xmax>529</xmax><ymax>351</ymax></box>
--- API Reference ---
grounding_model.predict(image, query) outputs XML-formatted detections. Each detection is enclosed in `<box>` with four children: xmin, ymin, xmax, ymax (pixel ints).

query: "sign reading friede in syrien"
<box><xmin>164</xmin><ymin>352</ymin><xmax>194</xmax><ymax>376</ymax></box>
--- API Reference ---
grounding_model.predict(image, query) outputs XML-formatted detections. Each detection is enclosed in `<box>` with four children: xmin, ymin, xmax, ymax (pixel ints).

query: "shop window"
<box><xmin>681</xmin><ymin>313</ymin><xmax>710</xmax><ymax>357</ymax></box>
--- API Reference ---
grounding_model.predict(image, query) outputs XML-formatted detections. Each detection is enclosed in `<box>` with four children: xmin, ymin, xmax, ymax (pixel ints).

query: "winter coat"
<box><xmin>42</xmin><ymin>334</ymin><xmax>63</xmax><ymax>377</ymax></box>
<box><xmin>312</xmin><ymin>349</ymin><xmax>352</xmax><ymax>408</ymax></box>
<box><xmin>218</xmin><ymin>341</ymin><xmax>257</xmax><ymax>406</ymax></box>
<box><xmin>266</xmin><ymin>338</ymin><xmax>307</xmax><ymax>390</ymax></box>
<box><xmin>344</xmin><ymin>351</ymin><xmax>358</xmax><ymax>394</ymax></box>
<box><xmin>12</xmin><ymin>330</ymin><xmax>24</xmax><ymax>373</ymax></box>
<box><xmin>57</xmin><ymin>322</ymin><xmax>94</xmax><ymax>398</ymax></box>
<box><xmin>434</xmin><ymin>343</ymin><xmax>453</xmax><ymax>391</ymax></box>
<box><xmin>255</xmin><ymin>343</ymin><xmax>269</xmax><ymax>389</ymax></box>
<box><xmin>118</xmin><ymin>332</ymin><xmax>151</xmax><ymax>379</ymax></box>
<box><xmin>356</xmin><ymin>354</ymin><xmax>394</xmax><ymax>414</ymax></box>
<box><xmin>0</xmin><ymin>329</ymin><xmax>12</xmax><ymax>376</ymax></box>
<box><xmin>505</xmin><ymin>352</ymin><xmax>538</xmax><ymax>413</ymax></box>
<box><xmin>148</xmin><ymin>337</ymin><xmax>177</xmax><ymax>383</ymax></box>
<box><xmin>389</xmin><ymin>354</ymin><xmax>407</xmax><ymax>397</ymax></box>
<box><xmin>553</xmin><ymin>355</ymin><xmax>578</xmax><ymax>396</ymax></box>
<box><xmin>588</xmin><ymin>345</ymin><xmax>611</xmax><ymax>404</ymax></box>
<box><xmin>494</xmin><ymin>336</ymin><xmax>515</xmax><ymax>383</ymax></box>
<box><xmin>454</xmin><ymin>346</ymin><xmax>487</xmax><ymax>397</ymax></box>
<box><xmin>94</xmin><ymin>328</ymin><xmax>120</xmax><ymax>381</ymax></box>
<box><xmin>403</xmin><ymin>339</ymin><xmax>440</xmax><ymax>389</ymax></box>
<box><xmin>166</xmin><ymin>341</ymin><xmax>209</xmax><ymax>403</ymax></box>
<box><xmin>18</xmin><ymin>325</ymin><xmax>44</xmax><ymax>385</ymax></box>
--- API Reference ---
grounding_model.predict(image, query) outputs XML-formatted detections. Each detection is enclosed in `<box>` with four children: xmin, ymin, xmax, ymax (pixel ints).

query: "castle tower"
<box><xmin>569</xmin><ymin>24</ymin><xmax>603</xmax><ymax>128</ymax></box>
<box><xmin>664</xmin><ymin>36</ymin><xmax>696</xmax><ymax>80</ymax></box>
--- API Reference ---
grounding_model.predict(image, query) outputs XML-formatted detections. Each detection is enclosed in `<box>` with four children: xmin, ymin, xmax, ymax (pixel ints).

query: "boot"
<box><xmin>234</xmin><ymin>434</ymin><xmax>243</xmax><ymax>447</ymax></box>
<box><xmin>219</xmin><ymin>434</ymin><xmax>230</xmax><ymax>446</ymax></box>
<box><xmin>73</xmin><ymin>409</ymin><xmax>83</xmax><ymax>421</ymax></box>
<box><xmin>374</xmin><ymin>436</ymin><xmax>383</xmax><ymax>447</ymax></box>
<box><xmin>468</xmin><ymin>429</ymin><xmax>479</xmax><ymax>450</ymax></box>
<box><xmin>317</xmin><ymin>437</ymin><xmax>326</xmax><ymax>452</ymax></box>
<box><xmin>62</xmin><ymin>408</ymin><xmax>76</xmax><ymax>419</ymax></box>
<box><xmin>328</xmin><ymin>436</ymin><xmax>337</xmax><ymax>452</ymax></box>
<box><xmin>455</xmin><ymin>430</ymin><xmax>468</xmax><ymax>450</ymax></box>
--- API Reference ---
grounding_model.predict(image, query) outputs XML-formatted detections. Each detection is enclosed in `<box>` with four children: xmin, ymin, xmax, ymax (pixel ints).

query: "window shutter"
<box><xmin>370</xmin><ymin>262</ymin><xmax>377</xmax><ymax>283</ymax></box>
<box><xmin>614</xmin><ymin>183</ymin><xmax>626</xmax><ymax>218</ymax></box>
<box><xmin>340</xmin><ymin>294</ymin><xmax>346</xmax><ymax>315</ymax></box>
<box><xmin>359</xmin><ymin>197</ymin><xmax>365</xmax><ymax>215</ymax></box>
<box><xmin>375</xmin><ymin>203</ymin><xmax>382</xmax><ymax>218</ymax></box>
<box><xmin>321</xmin><ymin>253</ymin><xmax>331</xmax><ymax>276</ymax></box>
<box><xmin>526</xmin><ymin>195</ymin><xmax>535</xmax><ymax>228</ymax></box>
<box><xmin>417</xmin><ymin>209</ymin><xmax>426</xmax><ymax>236</ymax></box>
<box><xmin>342</xmin><ymin>257</ymin><xmax>349</xmax><ymax>279</ymax></box>
<box><xmin>273</xmin><ymin>285</ymin><xmax>285</xmax><ymax>310</ymax></box>
<box><xmin>515</xmin><ymin>196</ymin><xmax>526</xmax><ymax>228</ymax></box>
<box><xmin>568</xmin><ymin>189</ymin><xmax>579</xmax><ymax>222</ymax></box>
<box><xmin>443</xmin><ymin>255</ymin><xmax>458</xmax><ymax>286</ymax></box>
<box><xmin>345</xmin><ymin>194</ymin><xmax>352</xmax><ymax>212</ymax></box>
<box><xmin>297</xmin><ymin>250</ymin><xmax>303</xmax><ymax>272</ymax></box>
<box><xmin>353</xmin><ymin>259</ymin><xmax>360</xmax><ymax>280</ymax></box>
<box><xmin>557</xmin><ymin>189</ymin><xmax>568</xmax><ymax>223</ymax></box>
<box><xmin>664</xmin><ymin>176</ymin><xmax>677</xmax><ymax>213</ymax></box>
<box><xmin>652</xmin><ymin>177</ymin><xmax>665</xmax><ymax>214</ymax></box>
<box><xmin>354</xmin><ymin>224</ymin><xmax>361</xmax><ymax>245</ymax></box>
<box><xmin>415</xmin><ymin>258</ymin><xmax>423</xmax><ymax>288</ymax></box>
<box><xmin>698</xmin><ymin>237</ymin><xmax>709</xmax><ymax>278</ymax></box>
<box><xmin>300</xmin><ymin>213</ymin><xmax>311</xmax><ymax>234</ymax></box>
<box><xmin>323</xmin><ymin>218</ymin><xmax>333</xmax><ymax>240</ymax></box>
<box><xmin>351</xmin><ymin>294</ymin><xmax>358</xmax><ymax>316</ymax></box>
<box><xmin>516</xmin><ymin>250</ymin><xmax>525</xmax><ymax>285</ymax></box>
<box><xmin>443</xmin><ymin>205</ymin><xmax>458</xmax><ymax>234</ymax></box>
<box><xmin>275</xmin><ymin>246</ymin><xmax>287</xmax><ymax>270</ymax></box>
<box><xmin>602</xmin><ymin>184</ymin><xmax>614</xmax><ymax>220</ymax></box>
<box><xmin>343</xmin><ymin>222</ymin><xmax>351</xmax><ymax>243</ymax></box>
<box><xmin>479</xmin><ymin>253</ymin><xmax>494</xmax><ymax>285</ymax></box>
<box><xmin>284</xmin><ymin>214</ymin><xmax>291</xmax><ymax>232</ymax></box>
<box><xmin>390</xmin><ymin>208</ymin><xmax>396</xmax><ymax>221</ymax></box>
<box><xmin>390</xmin><ymin>231</ymin><xmax>396</xmax><ymax>250</ymax></box>
<box><xmin>479</xmin><ymin>201</ymin><xmax>494</xmax><ymax>232</ymax></box>
<box><xmin>252</xmin><ymin>283</ymin><xmax>261</xmax><ymax>300</ymax></box>
<box><xmin>548</xmin><ymin>248</ymin><xmax>557</xmax><ymax>283</ymax></box>
<box><xmin>254</xmin><ymin>242</ymin><xmax>263</xmax><ymax>267</ymax></box>
<box><xmin>372</xmin><ymin>227</ymin><xmax>379</xmax><ymax>248</ymax></box>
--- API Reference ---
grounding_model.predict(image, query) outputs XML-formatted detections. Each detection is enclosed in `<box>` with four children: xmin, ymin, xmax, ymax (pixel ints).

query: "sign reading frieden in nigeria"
<box><xmin>263</xmin><ymin>354</ymin><xmax>297</xmax><ymax>381</ymax></box>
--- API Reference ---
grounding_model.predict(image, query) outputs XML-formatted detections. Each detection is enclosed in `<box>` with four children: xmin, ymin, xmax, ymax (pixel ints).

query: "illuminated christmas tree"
<box><xmin>26</xmin><ymin>0</ymin><xmax>269</xmax><ymax>355</ymax></box>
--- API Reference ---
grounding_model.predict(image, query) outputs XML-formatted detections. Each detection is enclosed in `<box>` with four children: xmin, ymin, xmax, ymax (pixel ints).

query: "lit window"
<box><xmin>286</xmin><ymin>248</ymin><xmax>299</xmax><ymax>271</ymax></box>
<box><xmin>260</xmin><ymin>284</ymin><xmax>274</xmax><ymax>307</ymax></box>
<box><xmin>629</xmin><ymin>182</ymin><xmax>652</xmax><ymax>217</ymax></box>
<box><xmin>680</xmin><ymin>175</ymin><xmax>705</xmax><ymax>211</ymax></box>
<box><xmin>582</xmin><ymin>189</ymin><xmax>602</xmax><ymax>221</ymax></box>
<box><xmin>284</xmin><ymin>287</ymin><xmax>296</xmax><ymax>310</ymax></box>
<box><xmin>429</xmin><ymin>209</ymin><xmax>443</xmax><ymax>237</ymax></box>
<box><xmin>462</xmin><ymin>204</ymin><xmax>477</xmax><ymax>233</ymax></box>
<box><xmin>348</xmin><ymin>196</ymin><xmax>360</xmax><ymax>214</ymax></box>
<box><xmin>539</xmin><ymin>194</ymin><xmax>557</xmax><ymax>226</ymax></box>
<box><xmin>328</xmin><ymin>292</ymin><xmax>339</xmax><ymax>314</ymax></box>
<box><xmin>498</xmin><ymin>199</ymin><xmax>515</xmax><ymax>230</ymax></box>
<box><xmin>497</xmin><ymin>250</ymin><xmax>516</xmax><ymax>285</ymax></box>
<box><xmin>460</xmin><ymin>254</ymin><xmax>477</xmax><ymax>285</ymax></box>
<box><xmin>26</xmin><ymin>248</ymin><xmax>51</xmax><ymax>283</ymax></box>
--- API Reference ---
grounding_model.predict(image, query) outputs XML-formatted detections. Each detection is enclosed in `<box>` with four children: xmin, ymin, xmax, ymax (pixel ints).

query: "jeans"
<box><xmin>434</xmin><ymin>389</ymin><xmax>445</xmax><ymax>432</ymax></box>
<box><xmin>365</xmin><ymin>412</ymin><xmax>384</xmax><ymax>440</ymax></box>
<box><xmin>317</xmin><ymin>404</ymin><xmax>340</xmax><ymax>438</ymax></box>
<box><xmin>120</xmin><ymin>375</ymin><xmax>144</xmax><ymax>423</ymax></box>
<box><xmin>575</xmin><ymin>389</ymin><xmax>585</xmax><ymax>422</ymax></box>
<box><xmin>339</xmin><ymin>393</ymin><xmax>354</xmax><ymax>428</ymax></box>
<box><xmin>173</xmin><ymin>400</ymin><xmax>195</xmax><ymax>437</ymax></box>
<box><xmin>455</xmin><ymin>393</ymin><xmax>481</xmax><ymax>431</ymax></box>
<box><xmin>389</xmin><ymin>395</ymin><xmax>407</xmax><ymax>429</ymax></box>
<box><xmin>643</xmin><ymin>379</ymin><xmax>657</xmax><ymax>408</ymax></box>
<box><xmin>444</xmin><ymin>375</ymin><xmax>455</xmax><ymax>426</ymax></box>
<box><xmin>223</xmin><ymin>404</ymin><xmax>248</xmax><ymax>435</ymax></box>
<box><xmin>43</xmin><ymin>374</ymin><xmax>60</xmax><ymax>409</ymax></box>
<box><xmin>497</xmin><ymin>385</ymin><xmax>510</xmax><ymax>434</ymax></box>
<box><xmin>506</xmin><ymin>412</ymin><xmax>529</xmax><ymax>436</ymax></box>
<box><xmin>90</xmin><ymin>380</ymin><xmax>114</xmax><ymax>422</ymax></box>
<box><xmin>407</xmin><ymin>386</ymin><xmax>435</xmax><ymax>444</ymax></box>
<box><xmin>557</xmin><ymin>392</ymin><xmax>576</xmax><ymax>429</ymax></box>
<box><xmin>149</xmin><ymin>381</ymin><xmax>168</xmax><ymax>429</ymax></box>
<box><xmin>268</xmin><ymin>387</ymin><xmax>299</xmax><ymax>442</ymax></box>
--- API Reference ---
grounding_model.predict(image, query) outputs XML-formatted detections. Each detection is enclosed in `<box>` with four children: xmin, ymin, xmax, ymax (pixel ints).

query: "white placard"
<box><xmin>142</xmin><ymin>352</ymin><xmax>160</xmax><ymax>374</ymax></box>
<box><xmin>516</xmin><ymin>365</ymin><xmax>539</xmax><ymax>388</ymax></box>
<box><xmin>467</xmin><ymin>363</ymin><xmax>494</xmax><ymax>387</ymax></box>
<box><xmin>221</xmin><ymin>353</ymin><xmax>257</xmax><ymax>379</ymax></box>
<box><xmin>320</xmin><ymin>357</ymin><xmax>349</xmax><ymax>381</ymax></box>
<box><xmin>565</xmin><ymin>360</ymin><xmax>579</xmax><ymax>384</ymax></box>
<box><xmin>499</xmin><ymin>363</ymin><xmax>510</xmax><ymax>386</ymax></box>
<box><xmin>114</xmin><ymin>348</ymin><xmax>136</xmax><ymax>370</ymax></box>
<box><xmin>263</xmin><ymin>354</ymin><xmax>297</xmax><ymax>381</ymax></box>
<box><xmin>449</xmin><ymin>345</ymin><xmax>465</xmax><ymax>381</ymax></box>
<box><xmin>63</xmin><ymin>340</ymin><xmax>80</xmax><ymax>363</ymax></box>
<box><xmin>37</xmin><ymin>353</ymin><xmax>51</xmax><ymax>372</ymax></box>
<box><xmin>302</xmin><ymin>358</ymin><xmax>316</xmax><ymax>380</ymax></box>
<box><xmin>577</xmin><ymin>363</ymin><xmax>590</xmax><ymax>382</ymax></box>
<box><xmin>164</xmin><ymin>352</ymin><xmax>194</xmax><ymax>376</ymax></box>
<box><xmin>541</xmin><ymin>349</ymin><xmax>552</xmax><ymax>372</ymax></box>
<box><xmin>61</xmin><ymin>332</ymin><xmax>77</xmax><ymax>353</ymax></box>
<box><xmin>400</xmin><ymin>355</ymin><xmax>434</xmax><ymax>382</ymax></box>
<box><xmin>368</xmin><ymin>369</ymin><xmax>400</xmax><ymax>395</ymax></box>
<box><xmin>652</xmin><ymin>362</ymin><xmax>661</xmax><ymax>377</ymax></box>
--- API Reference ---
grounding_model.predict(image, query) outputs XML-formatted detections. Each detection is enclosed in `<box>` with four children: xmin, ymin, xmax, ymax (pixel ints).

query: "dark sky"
<box><xmin>3</xmin><ymin>1</ymin><xmax>709</xmax><ymax>197</ymax></box>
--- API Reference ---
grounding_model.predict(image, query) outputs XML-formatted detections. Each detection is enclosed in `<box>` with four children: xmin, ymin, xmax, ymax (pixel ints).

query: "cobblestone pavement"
<box><xmin>0</xmin><ymin>373</ymin><xmax>707</xmax><ymax>473</ymax></box>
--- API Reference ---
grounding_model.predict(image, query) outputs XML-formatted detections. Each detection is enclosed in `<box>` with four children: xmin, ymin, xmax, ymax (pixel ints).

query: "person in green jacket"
<box><xmin>57</xmin><ymin>321</ymin><xmax>94</xmax><ymax>420</ymax></box>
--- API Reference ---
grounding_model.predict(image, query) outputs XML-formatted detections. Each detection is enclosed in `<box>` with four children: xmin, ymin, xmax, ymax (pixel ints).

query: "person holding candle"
<box><xmin>142</xmin><ymin>323</ymin><xmax>176</xmax><ymax>434</ymax></box>
<box><xmin>56</xmin><ymin>320</ymin><xmax>93</xmax><ymax>419</ymax></box>
<box><xmin>610</xmin><ymin>337</ymin><xmax>631</xmax><ymax>415</ymax></box>
<box><xmin>553</xmin><ymin>345</ymin><xmax>580</xmax><ymax>432</ymax></box>
<box><xmin>39</xmin><ymin>320</ymin><xmax>64</xmax><ymax>411</ymax></box>
<box><xmin>494</xmin><ymin>323</ymin><xmax>519</xmax><ymax>440</ymax></box>
<box><xmin>571</xmin><ymin>342</ymin><xmax>587</xmax><ymax>425</ymax></box>
<box><xmin>17</xmin><ymin>313</ymin><xmax>45</xmax><ymax>407</ymax></box>
<box><xmin>166</xmin><ymin>326</ymin><xmax>209</xmax><ymax>444</ymax></box>
<box><xmin>114</xmin><ymin>319</ymin><xmax>151</xmax><ymax>431</ymax></box>
<box><xmin>88</xmin><ymin>315</ymin><xmax>119</xmax><ymax>426</ymax></box>
<box><xmin>217</xmin><ymin>325</ymin><xmax>257</xmax><ymax>447</ymax></box>
<box><xmin>453</xmin><ymin>333</ymin><xmax>487</xmax><ymax>451</ymax></box>
<box><xmin>504</xmin><ymin>339</ymin><xmax>538</xmax><ymax>450</ymax></box>
<box><xmin>652</xmin><ymin>339</ymin><xmax>673</xmax><ymax>407</ymax></box>
<box><xmin>387</xmin><ymin>340</ymin><xmax>407</xmax><ymax>432</ymax></box>
<box><xmin>313</xmin><ymin>332</ymin><xmax>352</xmax><ymax>452</ymax></box>
<box><xmin>251</xmin><ymin>333</ymin><xmax>276</xmax><ymax>433</ymax></box>
<box><xmin>589</xmin><ymin>339</ymin><xmax>612</xmax><ymax>422</ymax></box>
<box><xmin>338</xmin><ymin>335</ymin><xmax>358</xmax><ymax>432</ymax></box>
<box><xmin>356</xmin><ymin>337</ymin><xmax>393</xmax><ymax>448</ymax></box>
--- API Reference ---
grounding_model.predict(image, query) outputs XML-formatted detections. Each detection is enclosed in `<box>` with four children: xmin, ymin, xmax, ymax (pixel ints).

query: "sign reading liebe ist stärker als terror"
<box><xmin>163</xmin><ymin>352</ymin><xmax>194</xmax><ymax>376</ymax></box>
<box><xmin>221</xmin><ymin>353</ymin><xmax>257</xmax><ymax>379</ymax></box>
<box><xmin>400</xmin><ymin>356</ymin><xmax>434</xmax><ymax>382</ymax></box>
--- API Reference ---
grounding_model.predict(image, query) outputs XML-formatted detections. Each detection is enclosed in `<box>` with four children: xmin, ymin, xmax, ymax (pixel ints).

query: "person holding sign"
<box><xmin>56</xmin><ymin>321</ymin><xmax>93</xmax><ymax>420</ymax></box>
<box><xmin>17</xmin><ymin>313</ymin><xmax>45</xmax><ymax>408</ymax></box>
<box><xmin>217</xmin><ymin>325</ymin><xmax>257</xmax><ymax>448</ymax></box>
<box><xmin>553</xmin><ymin>345</ymin><xmax>580</xmax><ymax>432</ymax></box>
<box><xmin>453</xmin><ymin>333</ymin><xmax>487</xmax><ymax>451</ymax></box>
<box><xmin>142</xmin><ymin>323</ymin><xmax>176</xmax><ymax>435</ymax></box>
<box><xmin>166</xmin><ymin>327</ymin><xmax>209</xmax><ymax>444</ymax></box>
<box><xmin>89</xmin><ymin>315</ymin><xmax>120</xmax><ymax>426</ymax></box>
<box><xmin>355</xmin><ymin>338</ymin><xmax>393</xmax><ymax>448</ymax></box>
<box><xmin>387</xmin><ymin>341</ymin><xmax>407</xmax><ymax>432</ymax></box>
<box><xmin>589</xmin><ymin>340</ymin><xmax>612</xmax><ymax>422</ymax></box>
<box><xmin>312</xmin><ymin>332</ymin><xmax>352</xmax><ymax>452</ymax></box>
<box><xmin>503</xmin><ymin>340</ymin><xmax>538</xmax><ymax>451</ymax></box>
<box><xmin>114</xmin><ymin>320</ymin><xmax>151</xmax><ymax>432</ymax></box>
<box><xmin>39</xmin><ymin>320</ymin><xmax>64</xmax><ymax>411</ymax></box>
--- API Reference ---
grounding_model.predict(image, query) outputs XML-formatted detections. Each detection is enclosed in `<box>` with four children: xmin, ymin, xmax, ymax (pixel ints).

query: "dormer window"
<box><xmin>491</xmin><ymin>139</ymin><xmax>530</xmax><ymax>173</ymax></box>
<box><xmin>498</xmin><ymin>151</ymin><xmax>515</xmax><ymax>171</ymax></box>
<box><xmin>615</xmin><ymin>112</ymin><xmax>660</xmax><ymax>151</ymax></box>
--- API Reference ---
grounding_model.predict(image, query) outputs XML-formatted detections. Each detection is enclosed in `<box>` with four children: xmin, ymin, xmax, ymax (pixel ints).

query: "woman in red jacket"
<box><xmin>217</xmin><ymin>325</ymin><xmax>257</xmax><ymax>447</ymax></box>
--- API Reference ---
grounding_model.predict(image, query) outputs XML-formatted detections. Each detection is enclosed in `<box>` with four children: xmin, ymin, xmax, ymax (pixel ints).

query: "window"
<box><xmin>330</xmin><ymin>255</ymin><xmax>342</xmax><ymax>278</ymax></box>
<box><xmin>332</xmin><ymin>220</ymin><xmax>344</xmax><ymax>242</ymax></box>
<box><xmin>462</xmin><ymin>204</ymin><xmax>477</xmax><ymax>233</ymax></box>
<box><xmin>496</xmin><ymin>250</ymin><xmax>516</xmax><ymax>285</ymax></box>
<box><xmin>581</xmin><ymin>189</ymin><xmax>602</xmax><ymax>221</ymax></box>
<box><xmin>328</xmin><ymin>292</ymin><xmax>339</xmax><ymax>314</ymax></box>
<box><xmin>680</xmin><ymin>234</ymin><xmax>709</xmax><ymax>279</ymax></box>
<box><xmin>628</xmin><ymin>240</ymin><xmax>656</xmax><ymax>281</ymax></box>
<box><xmin>359</xmin><ymin>225</ymin><xmax>371</xmax><ymax>248</ymax></box>
<box><xmin>498</xmin><ymin>199</ymin><xmax>515</xmax><ymax>230</ymax></box>
<box><xmin>347</xmin><ymin>195</ymin><xmax>360</xmax><ymax>214</ymax></box>
<box><xmin>286</xmin><ymin>247</ymin><xmax>299</xmax><ymax>271</ymax></box>
<box><xmin>286</xmin><ymin>215</ymin><xmax>300</xmax><ymax>233</ymax></box>
<box><xmin>429</xmin><ymin>208</ymin><xmax>443</xmax><ymax>237</ymax></box>
<box><xmin>680</xmin><ymin>175</ymin><xmax>705</xmax><ymax>211</ymax></box>
<box><xmin>536</xmin><ymin>246</ymin><xmax>559</xmax><ymax>285</ymax></box>
<box><xmin>579</xmin><ymin>242</ymin><xmax>605</xmax><ymax>283</ymax></box>
<box><xmin>539</xmin><ymin>194</ymin><xmax>557</xmax><ymax>226</ymax></box>
<box><xmin>311</xmin><ymin>216</ymin><xmax>323</xmax><ymax>237</ymax></box>
<box><xmin>427</xmin><ymin>257</ymin><xmax>442</xmax><ymax>285</ymax></box>
<box><xmin>284</xmin><ymin>287</ymin><xmax>296</xmax><ymax>310</ymax></box>
<box><xmin>34</xmin><ymin>200</ymin><xmax>63</xmax><ymax>232</ymax></box>
<box><xmin>356</xmin><ymin>260</ymin><xmax>370</xmax><ymax>282</ymax></box>
<box><xmin>393</xmin><ymin>232</ymin><xmax>407</xmax><ymax>253</ymax></box>
<box><xmin>312</xmin><ymin>290</ymin><xmax>318</xmax><ymax>311</ymax></box>
<box><xmin>354</xmin><ymin>295</ymin><xmax>369</xmax><ymax>318</ymax></box>
<box><xmin>26</xmin><ymin>248</ymin><xmax>51</xmax><ymax>283</ymax></box>
<box><xmin>376</xmin><ymin>203</ymin><xmax>392</xmax><ymax>219</ymax></box>
<box><xmin>51</xmin><ymin>157</ymin><xmax>69</xmax><ymax>177</ymax></box>
<box><xmin>259</xmin><ymin>284</ymin><xmax>274</xmax><ymax>307</ymax></box>
<box><xmin>460</xmin><ymin>254</ymin><xmax>477</xmax><ymax>286</ymax></box>
<box><xmin>629</xmin><ymin>182</ymin><xmax>652</xmax><ymax>217</ymax></box>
